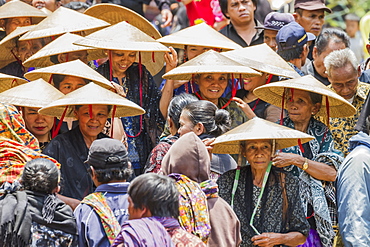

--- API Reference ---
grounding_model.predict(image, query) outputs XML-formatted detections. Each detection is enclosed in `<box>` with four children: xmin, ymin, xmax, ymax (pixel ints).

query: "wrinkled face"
<box><xmin>110</xmin><ymin>50</ymin><xmax>137</xmax><ymax>77</ymax></box>
<box><xmin>3</xmin><ymin>17</ymin><xmax>32</xmax><ymax>34</ymax></box>
<box><xmin>57</xmin><ymin>76</ymin><xmax>87</xmax><ymax>94</ymax></box>
<box><xmin>16</xmin><ymin>39</ymin><xmax>44</xmax><ymax>62</ymax></box>
<box><xmin>226</xmin><ymin>0</ymin><xmax>256</xmax><ymax>25</ymax></box>
<box><xmin>74</xmin><ymin>105</ymin><xmax>109</xmax><ymax>139</ymax></box>
<box><xmin>286</xmin><ymin>89</ymin><xmax>318</xmax><ymax>124</ymax></box>
<box><xmin>243</xmin><ymin>73</ymin><xmax>267</xmax><ymax>92</ymax></box>
<box><xmin>32</xmin><ymin>0</ymin><xmax>60</xmax><ymax>11</ymax></box>
<box><xmin>295</xmin><ymin>9</ymin><xmax>325</xmax><ymax>37</ymax></box>
<box><xmin>263</xmin><ymin>29</ymin><xmax>278</xmax><ymax>51</ymax></box>
<box><xmin>22</xmin><ymin>107</ymin><xmax>54</xmax><ymax>139</ymax></box>
<box><xmin>178</xmin><ymin>110</ymin><xmax>196</xmax><ymax>136</ymax></box>
<box><xmin>197</xmin><ymin>73</ymin><xmax>228</xmax><ymax>103</ymax></box>
<box><xmin>313</xmin><ymin>41</ymin><xmax>346</xmax><ymax>78</ymax></box>
<box><xmin>345</xmin><ymin>20</ymin><xmax>359</xmax><ymax>38</ymax></box>
<box><xmin>328</xmin><ymin>64</ymin><xmax>358</xmax><ymax>100</ymax></box>
<box><xmin>186</xmin><ymin>46</ymin><xmax>210</xmax><ymax>60</ymax></box>
<box><xmin>244</xmin><ymin>140</ymin><xmax>272</xmax><ymax>169</ymax></box>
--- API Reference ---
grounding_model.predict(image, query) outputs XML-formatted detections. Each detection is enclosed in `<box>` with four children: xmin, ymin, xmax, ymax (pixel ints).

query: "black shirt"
<box><xmin>305</xmin><ymin>60</ymin><xmax>330</xmax><ymax>86</ymax></box>
<box><xmin>219</xmin><ymin>20</ymin><xmax>264</xmax><ymax>47</ymax></box>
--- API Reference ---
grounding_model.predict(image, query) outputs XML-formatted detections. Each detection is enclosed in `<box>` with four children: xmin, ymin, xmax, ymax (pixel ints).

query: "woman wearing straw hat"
<box><xmin>213</xmin><ymin>117</ymin><xmax>312</xmax><ymax>246</ymax></box>
<box><xmin>40</xmin><ymin>83</ymin><xmax>144</xmax><ymax>201</ymax></box>
<box><xmin>253</xmin><ymin>75</ymin><xmax>357</xmax><ymax>247</ymax></box>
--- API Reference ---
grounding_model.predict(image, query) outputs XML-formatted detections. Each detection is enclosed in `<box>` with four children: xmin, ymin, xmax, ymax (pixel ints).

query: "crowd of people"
<box><xmin>0</xmin><ymin>0</ymin><xmax>370</xmax><ymax>246</ymax></box>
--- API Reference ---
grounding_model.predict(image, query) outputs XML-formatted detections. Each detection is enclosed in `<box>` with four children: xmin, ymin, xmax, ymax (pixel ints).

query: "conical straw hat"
<box><xmin>39</xmin><ymin>82</ymin><xmax>145</xmax><ymax>118</ymax></box>
<box><xmin>19</xmin><ymin>7</ymin><xmax>110</xmax><ymax>41</ymax></box>
<box><xmin>253</xmin><ymin>75</ymin><xmax>356</xmax><ymax>118</ymax></box>
<box><xmin>0</xmin><ymin>0</ymin><xmax>47</xmax><ymax>24</ymax></box>
<box><xmin>23</xmin><ymin>33</ymin><xmax>106</xmax><ymax>68</ymax></box>
<box><xmin>162</xmin><ymin>50</ymin><xmax>261</xmax><ymax>80</ymax></box>
<box><xmin>0</xmin><ymin>78</ymin><xmax>63</xmax><ymax>108</ymax></box>
<box><xmin>0</xmin><ymin>25</ymin><xmax>35</xmax><ymax>68</ymax></box>
<box><xmin>84</xmin><ymin>3</ymin><xmax>161</xmax><ymax>39</ymax></box>
<box><xmin>157</xmin><ymin>22</ymin><xmax>242</xmax><ymax>50</ymax></box>
<box><xmin>212</xmin><ymin>117</ymin><xmax>315</xmax><ymax>154</ymax></box>
<box><xmin>0</xmin><ymin>72</ymin><xmax>28</xmax><ymax>93</ymax></box>
<box><xmin>24</xmin><ymin>60</ymin><xmax>114</xmax><ymax>90</ymax></box>
<box><xmin>74</xmin><ymin>21</ymin><xmax>169</xmax><ymax>75</ymax></box>
<box><xmin>223</xmin><ymin>43</ymin><xmax>300</xmax><ymax>78</ymax></box>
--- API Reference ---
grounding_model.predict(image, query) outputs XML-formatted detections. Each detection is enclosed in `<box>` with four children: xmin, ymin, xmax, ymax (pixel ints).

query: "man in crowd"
<box><xmin>218</xmin><ymin>0</ymin><xmax>264</xmax><ymax>47</ymax></box>
<box><xmin>324</xmin><ymin>48</ymin><xmax>370</xmax><ymax>156</ymax></box>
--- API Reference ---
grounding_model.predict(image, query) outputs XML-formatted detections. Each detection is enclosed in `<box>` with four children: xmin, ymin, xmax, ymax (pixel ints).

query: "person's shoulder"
<box><xmin>219</xmin><ymin>23</ymin><xmax>232</xmax><ymax>35</ymax></box>
<box><xmin>357</xmin><ymin>81</ymin><xmax>370</xmax><ymax>98</ymax></box>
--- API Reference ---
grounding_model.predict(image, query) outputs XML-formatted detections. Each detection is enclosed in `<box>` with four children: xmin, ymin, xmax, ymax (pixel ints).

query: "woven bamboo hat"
<box><xmin>157</xmin><ymin>22</ymin><xmax>242</xmax><ymax>50</ymax></box>
<box><xmin>74</xmin><ymin>21</ymin><xmax>169</xmax><ymax>75</ymax></box>
<box><xmin>0</xmin><ymin>25</ymin><xmax>35</xmax><ymax>68</ymax></box>
<box><xmin>84</xmin><ymin>3</ymin><xmax>161</xmax><ymax>39</ymax></box>
<box><xmin>223</xmin><ymin>43</ymin><xmax>300</xmax><ymax>78</ymax></box>
<box><xmin>0</xmin><ymin>0</ymin><xmax>47</xmax><ymax>24</ymax></box>
<box><xmin>0</xmin><ymin>73</ymin><xmax>28</xmax><ymax>93</ymax></box>
<box><xmin>39</xmin><ymin>82</ymin><xmax>145</xmax><ymax>118</ymax></box>
<box><xmin>212</xmin><ymin>117</ymin><xmax>314</xmax><ymax>154</ymax></box>
<box><xmin>19</xmin><ymin>7</ymin><xmax>110</xmax><ymax>41</ymax></box>
<box><xmin>24</xmin><ymin>60</ymin><xmax>114</xmax><ymax>90</ymax></box>
<box><xmin>253</xmin><ymin>75</ymin><xmax>356</xmax><ymax>118</ymax></box>
<box><xmin>0</xmin><ymin>78</ymin><xmax>63</xmax><ymax>108</ymax></box>
<box><xmin>162</xmin><ymin>50</ymin><xmax>261</xmax><ymax>80</ymax></box>
<box><xmin>23</xmin><ymin>33</ymin><xmax>105</xmax><ymax>68</ymax></box>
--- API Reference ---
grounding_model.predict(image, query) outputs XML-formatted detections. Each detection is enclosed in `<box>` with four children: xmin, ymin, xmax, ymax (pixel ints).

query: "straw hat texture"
<box><xmin>74</xmin><ymin>21</ymin><xmax>169</xmax><ymax>75</ymax></box>
<box><xmin>0</xmin><ymin>0</ymin><xmax>47</xmax><ymax>24</ymax></box>
<box><xmin>23</xmin><ymin>33</ymin><xmax>106</xmax><ymax>68</ymax></box>
<box><xmin>157</xmin><ymin>22</ymin><xmax>241</xmax><ymax>50</ymax></box>
<box><xmin>0</xmin><ymin>72</ymin><xmax>28</xmax><ymax>93</ymax></box>
<box><xmin>212</xmin><ymin>117</ymin><xmax>314</xmax><ymax>154</ymax></box>
<box><xmin>24</xmin><ymin>59</ymin><xmax>114</xmax><ymax>90</ymax></box>
<box><xmin>39</xmin><ymin>82</ymin><xmax>145</xmax><ymax>118</ymax></box>
<box><xmin>223</xmin><ymin>43</ymin><xmax>300</xmax><ymax>78</ymax></box>
<box><xmin>0</xmin><ymin>25</ymin><xmax>35</xmax><ymax>68</ymax></box>
<box><xmin>0</xmin><ymin>78</ymin><xmax>63</xmax><ymax>108</ymax></box>
<box><xmin>84</xmin><ymin>3</ymin><xmax>161</xmax><ymax>39</ymax></box>
<box><xmin>162</xmin><ymin>50</ymin><xmax>261</xmax><ymax>80</ymax></box>
<box><xmin>19</xmin><ymin>7</ymin><xmax>110</xmax><ymax>41</ymax></box>
<box><xmin>253</xmin><ymin>75</ymin><xmax>356</xmax><ymax>118</ymax></box>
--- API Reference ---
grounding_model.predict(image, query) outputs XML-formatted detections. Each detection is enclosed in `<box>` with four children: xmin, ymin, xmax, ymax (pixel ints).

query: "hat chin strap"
<box><xmin>52</xmin><ymin>106</ymin><xmax>68</xmax><ymax>138</ymax></box>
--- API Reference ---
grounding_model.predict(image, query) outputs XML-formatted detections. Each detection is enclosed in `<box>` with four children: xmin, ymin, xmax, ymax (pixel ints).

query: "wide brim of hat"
<box><xmin>24</xmin><ymin>59</ymin><xmax>114</xmax><ymax>90</ymax></box>
<box><xmin>157</xmin><ymin>22</ymin><xmax>241</xmax><ymax>50</ymax></box>
<box><xmin>0</xmin><ymin>1</ymin><xmax>48</xmax><ymax>20</ymax></box>
<box><xmin>223</xmin><ymin>43</ymin><xmax>300</xmax><ymax>78</ymax></box>
<box><xmin>22</xmin><ymin>33</ymin><xmax>106</xmax><ymax>68</ymax></box>
<box><xmin>212</xmin><ymin>117</ymin><xmax>314</xmax><ymax>154</ymax></box>
<box><xmin>0</xmin><ymin>78</ymin><xmax>64</xmax><ymax>108</ymax></box>
<box><xmin>163</xmin><ymin>49</ymin><xmax>261</xmax><ymax>80</ymax></box>
<box><xmin>19</xmin><ymin>7</ymin><xmax>110</xmax><ymax>41</ymax></box>
<box><xmin>253</xmin><ymin>75</ymin><xmax>356</xmax><ymax>118</ymax></box>
<box><xmin>0</xmin><ymin>73</ymin><xmax>28</xmax><ymax>93</ymax></box>
<box><xmin>39</xmin><ymin>82</ymin><xmax>145</xmax><ymax>118</ymax></box>
<box><xmin>84</xmin><ymin>3</ymin><xmax>161</xmax><ymax>39</ymax></box>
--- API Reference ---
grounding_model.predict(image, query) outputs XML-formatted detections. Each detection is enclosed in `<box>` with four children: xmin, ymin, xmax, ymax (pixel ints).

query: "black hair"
<box><xmin>128</xmin><ymin>173</ymin><xmax>179</xmax><ymax>218</ymax></box>
<box><xmin>309</xmin><ymin>92</ymin><xmax>322</xmax><ymax>105</ymax></box>
<box><xmin>88</xmin><ymin>166</ymin><xmax>132</xmax><ymax>184</ymax></box>
<box><xmin>219</xmin><ymin>0</ymin><xmax>258</xmax><ymax>19</ymax></box>
<box><xmin>168</xmin><ymin>93</ymin><xmax>198</xmax><ymax>130</ymax></box>
<box><xmin>50</xmin><ymin>54</ymin><xmax>60</xmax><ymax>64</ymax></box>
<box><xmin>52</xmin><ymin>74</ymin><xmax>89</xmax><ymax>89</ymax></box>
<box><xmin>277</xmin><ymin>45</ymin><xmax>304</xmax><ymax>61</ymax></box>
<box><xmin>182</xmin><ymin>100</ymin><xmax>231</xmax><ymax>137</ymax></box>
<box><xmin>75</xmin><ymin>104</ymin><xmax>112</xmax><ymax>113</ymax></box>
<box><xmin>315</xmin><ymin>28</ymin><xmax>350</xmax><ymax>55</ymax></box>
<box><xmin>21</xmin><ymin>158</ymin><xmax>59</xmax><ymax>194</ymax></box>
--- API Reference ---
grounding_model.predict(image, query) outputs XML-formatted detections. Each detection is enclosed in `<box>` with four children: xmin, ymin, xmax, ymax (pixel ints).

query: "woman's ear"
<box><xmin>57</xmin><ymin>53</ymin><xmax>66</xmax><ymax>63</ymax></box>
<box><xmin>312</xmin><ymin>102</ymin><xmax>321</xmax><ymax>115</ymax></box>
<box><xmin>194</xmin><ymin>122</ymin><xmax>204</xmax><ymax>135</ymax></box>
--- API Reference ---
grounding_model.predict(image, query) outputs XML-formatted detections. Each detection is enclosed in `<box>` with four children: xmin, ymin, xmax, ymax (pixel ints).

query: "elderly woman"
<box><xmin>254</xmin><ymin>75</ymin><xmax>357</xmax><ymax>247</ymax></box>
<box><xmin>214</xmin><ymin>117</ymin><xmax>312</xmax><ymax>246</ymax></box>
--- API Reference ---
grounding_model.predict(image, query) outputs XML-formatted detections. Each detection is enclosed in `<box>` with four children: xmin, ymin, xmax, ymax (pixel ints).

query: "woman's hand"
<box><xmin>251</xmin><ymin>232</ymin><xmax>282</xmax><ymax>247</ymax></box>
<box><xmin>164</xmin><ymin>47</ymin><xmax>178</xmax><ymax>73</ymax></box>
<box><xmin>111</xmin><ymin>83</ymin><xmax>126</xmax><ymax>97</ymax></box>
<box><xmin>272</xmin><ymin>152</ymin><xmax>304</xmax><ymax>168</ymax></box>
<box><xmin>232</xmin><ymin>97</ymin><xmax>256</xmax><ymax>120</ymax></box>
<box><xmin>202</xmin><ymin>138</ymin><xmax>216</xmax><ymax>161</ymax></box>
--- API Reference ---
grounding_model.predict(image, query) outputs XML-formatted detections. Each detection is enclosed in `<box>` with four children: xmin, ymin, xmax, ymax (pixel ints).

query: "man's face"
<box><xmin>263</xmin><ymin>29</ymin><xmax>278</xmax><ymax>51</ymax></box>
<box><xmin>226</xmin><ymin>0</ymin><xmax>256</xmax><ymax>26</ymax></box>
<box><xmin>294</xmin><ymin>9</ymin><xmax>325</xmax><ymax>36</ymax></box>
<box><xmin>313</xmin><ymin>40</ymin><xmax>346</xmax><ymax>78</ymax></box>
<box><xmin>345</xmin><ymin>20</ymin><xmax>359</xmax><ymax>38</ymax></box>
<box><xmin>328</xmin><ymin>63</ymin><xmax>358</xmax><ymax>100</ymax></box>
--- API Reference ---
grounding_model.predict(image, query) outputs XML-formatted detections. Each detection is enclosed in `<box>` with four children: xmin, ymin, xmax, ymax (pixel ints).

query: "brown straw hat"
<box><xmin>22</xmin><ymin>32</ymin><xmax>106</xmax><ymax>68</ymax></box>
<box><xmin>0</xmin><ymin>0</ymin><xmax>47</xmax><ymax>24</ymax></box>
<box><xmin>0</xmin><ymin>78</ymin><xmax>63</xmax><ymax>108</ymax></box>
<box><xmin>162</xmin><ymin>49</ymin><xmax>261</xmax><ymax>80</ymax></box>
<box><xmin>0</xmin><ymin>25</ymin><xmax>35</xmax><ymax>68</ymax></box>
<box><xmin>84</xmin><ymin>3</ymin><xmax>161</xmax><ymax>39</ymax></box>
<box><xmin>253</xmin><ymin>75</ymin><xmax>356</xmax><ymax>118</ymax></box>
<box><xmin>0</xmin><ymin>72</ymin><xmax>28</xmax><ymax>93</ymax></box>
<box><xmin>74</xmin><ymin>21</ymin><xmax>169</xmax><ymax>75</ymax></box>
<box><xmin>39</xmin><ymin>82</ymin><xmax>145</xmax><ymax>118</ymax></box>
<box><xmin>157</xmin><ymin>22</ymin><xmax>242</xmax><ymax>50</ymax></box>
<box><xmin>212</xmin><ymin>117</ymin><xmax>314</xmax><ymax>154</ymax></box>
<box><xmin>24</xmin><ymin>59</ymin><xmax>114</xmax><ymax>90</ymax></box>
<box><xmin>223</xmin><ymin>43</ymin><xmax>300</xmax><ymax>78</ymax></box>
<box><xmin>19</xmin><ymin>7</ymin><xmax>110</xmax><ymax>41</ymax></box>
